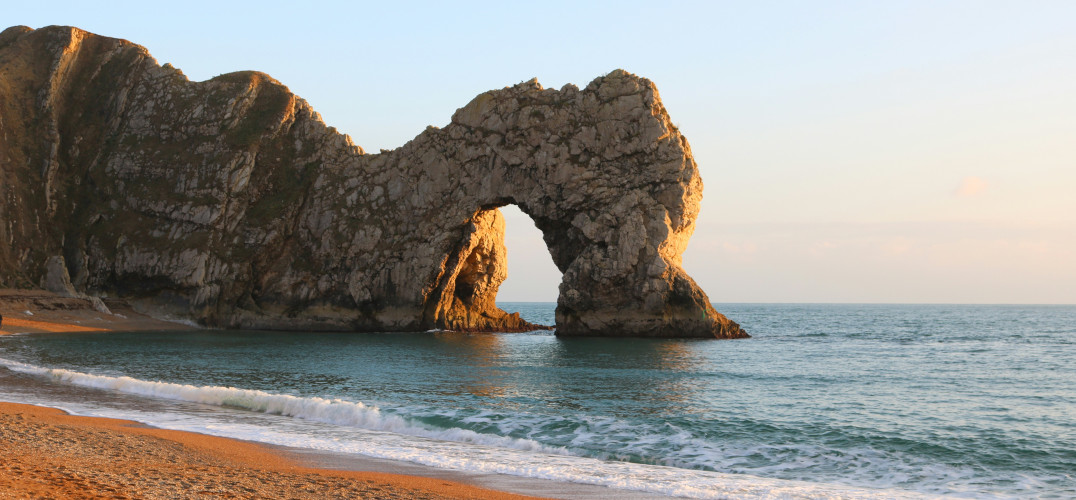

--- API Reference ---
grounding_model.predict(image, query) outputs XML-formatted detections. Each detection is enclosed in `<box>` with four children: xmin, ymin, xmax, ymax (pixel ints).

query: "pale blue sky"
<box><xmin>8</xmin><ymin>1</ymin><xmax>1076</xmax><ymax>303</ymax></box>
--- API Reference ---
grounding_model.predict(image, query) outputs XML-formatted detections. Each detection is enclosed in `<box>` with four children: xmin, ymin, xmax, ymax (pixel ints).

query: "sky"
<box><xmin>7</xmin><ymin>1</ymin><xmax>1075</xmax><ymax>304</ymax></box>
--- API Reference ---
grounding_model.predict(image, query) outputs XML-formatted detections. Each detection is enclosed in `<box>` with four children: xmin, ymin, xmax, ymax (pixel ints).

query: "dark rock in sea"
<box><xmin>0</xmin><ymin>25</ymin><xmax>747</xmax><ymax>338</ymax></box>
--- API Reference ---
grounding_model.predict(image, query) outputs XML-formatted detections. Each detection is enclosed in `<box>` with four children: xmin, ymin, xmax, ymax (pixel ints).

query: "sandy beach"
<box><xmin>0</xmin><ymin>290</ymin><xmax>542</xmax><ymax>499</ymax></box>
<box><xmin>0</xmin><ymin>402</ymin><xmax>537</xmax><ymax>499</ymax></box>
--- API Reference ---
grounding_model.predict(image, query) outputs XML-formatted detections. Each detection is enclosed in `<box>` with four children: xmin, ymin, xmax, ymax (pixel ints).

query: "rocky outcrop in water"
<box><xmin>0</xmin><ymin>25</ymin><xmax>747</xmax><ymax>338</ymax></box>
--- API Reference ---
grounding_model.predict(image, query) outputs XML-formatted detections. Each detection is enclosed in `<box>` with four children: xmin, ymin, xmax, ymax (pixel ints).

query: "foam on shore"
<box><xmin>0</xmin><ymin>357</ymin><xmax>930</xmax><ymax>499</ymax></box>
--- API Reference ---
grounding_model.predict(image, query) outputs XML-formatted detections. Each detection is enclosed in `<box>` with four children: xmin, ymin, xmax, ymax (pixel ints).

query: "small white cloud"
<box><xmin>955</xmin><ymin>176</ymin><xmax>988</xmax><ymax>197</ymax></box>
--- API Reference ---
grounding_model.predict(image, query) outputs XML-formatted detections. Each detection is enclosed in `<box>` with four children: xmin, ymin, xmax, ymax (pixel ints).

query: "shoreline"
<box><xmin>0</xmin><ymin>401</ymin><xmax>536</xmax><ymax>499</ymax></box>
<box><xmin>0</xmin><ymin>289</ymin><xmax>194</xmax><ymax>334</ymax></box>
<box><xmin>0</xmin><ymin>290</ymin><xmax>535</xmax><ymax>499</ymax></box>
<box><xmin>0</xmin><ymin>290</ymin><xmax>671</xmax><ymax>499</ymax></box>
<box><xmin>0</xmin><ymin>391</ymin><xmax>672</xmax><ymax>500</ymax></box>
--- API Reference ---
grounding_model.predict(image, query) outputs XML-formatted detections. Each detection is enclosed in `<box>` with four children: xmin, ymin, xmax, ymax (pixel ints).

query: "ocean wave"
<box><xmin>395</xmin><ymin>405</ymin><xmax>990</xmax><ymax>492</ymax></box>
<box><xmin>0</xmin><ymin>356</ymin><xmax>943</xmax><ymax>499</ymax></box>
<box><xmin>0</xmin><ymin>357</ymin><xmax>565</xmax><ymax>455</ymax></box>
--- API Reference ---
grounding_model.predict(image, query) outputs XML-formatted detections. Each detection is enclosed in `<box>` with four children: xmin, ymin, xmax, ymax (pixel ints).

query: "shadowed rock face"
<box><xmin>0</xmin><ymin>25</ymin><xmax>747</xmax><ymax>338</ymax></box>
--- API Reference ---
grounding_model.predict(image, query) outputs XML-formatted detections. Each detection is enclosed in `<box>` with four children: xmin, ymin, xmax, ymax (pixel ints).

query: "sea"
<box><xmin>1</xmin><ymin>303</ymin><xmax>1073</xmax><ymax>499</ymax></box>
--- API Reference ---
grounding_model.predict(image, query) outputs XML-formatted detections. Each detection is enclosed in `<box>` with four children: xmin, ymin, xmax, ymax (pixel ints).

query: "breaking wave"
<box><xmin>0</xmin><ymin>356</ymin><xmax>934</xmax><ymax>499</ymax></box>
<box><xmin>0</xmin><ymin>357</ymin><xmax>563</xmax><ymax>454</ymax></box>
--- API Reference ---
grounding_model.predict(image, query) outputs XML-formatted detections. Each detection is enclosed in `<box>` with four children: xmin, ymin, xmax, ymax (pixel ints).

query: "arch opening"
<box><xmin>495</xmin><ymin>204</ymin><xmax>561</xmax><ymax>328</ymax></box>
<box><xmin>423</xmin><ymin>203</ymin><xmax>559</xmax><ymax>333</ymax></box>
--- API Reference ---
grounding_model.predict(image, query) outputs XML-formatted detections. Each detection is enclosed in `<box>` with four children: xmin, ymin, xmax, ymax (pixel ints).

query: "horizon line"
<box><xmin>495</xmin><ymin>301</ymin><xmax>1076</xmax><ymax>306</ymax></box>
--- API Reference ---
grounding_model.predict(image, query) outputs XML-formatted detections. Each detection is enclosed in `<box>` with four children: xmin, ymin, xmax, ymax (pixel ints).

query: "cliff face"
<box><xmin>0</xmin><ymin>25</ymin><xmax>747</xmax><ymax>338</ymax></box>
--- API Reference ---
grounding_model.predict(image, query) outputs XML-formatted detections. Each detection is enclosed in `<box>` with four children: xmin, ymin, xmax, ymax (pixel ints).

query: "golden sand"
<box><xmin>0</xmin><ymin>291</ymin><xmax>541</xmax><ymax>498</ymax></box>
<box><xmin>0</xmin><ymin>402</ymin><xmax>538</xmax><ymax>499</ymax></box>
<box><xmin>0</xmin><ymin>317</ymin><xmax>109</xmax><ymax>332</ymax></box>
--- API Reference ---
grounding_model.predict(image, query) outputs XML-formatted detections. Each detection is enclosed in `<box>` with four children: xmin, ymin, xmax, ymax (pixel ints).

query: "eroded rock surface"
<box><xmin>0</xmin><ymin>25</ymin><xmax>747</xmax><ymax>338</ymax></box>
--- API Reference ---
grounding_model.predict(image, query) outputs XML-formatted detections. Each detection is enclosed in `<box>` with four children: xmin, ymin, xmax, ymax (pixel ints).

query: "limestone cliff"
<box><xmin>0</xmin><ymin>25</ymin><xmax>747</xmax><ymax>338</ymax></box>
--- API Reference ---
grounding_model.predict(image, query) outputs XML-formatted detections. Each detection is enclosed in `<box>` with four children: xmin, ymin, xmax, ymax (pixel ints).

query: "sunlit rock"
<box><xmin>0</xmin><ymin>25</ymin><xmax>747</xmax><ymax>338</ymax></box>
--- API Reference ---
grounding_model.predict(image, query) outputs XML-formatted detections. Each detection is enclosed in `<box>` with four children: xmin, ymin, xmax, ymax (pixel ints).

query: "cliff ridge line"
<box><xmin>0</xmin><ymin>25</ymin><xmax>747</xmax><ymax>338</ymax></box>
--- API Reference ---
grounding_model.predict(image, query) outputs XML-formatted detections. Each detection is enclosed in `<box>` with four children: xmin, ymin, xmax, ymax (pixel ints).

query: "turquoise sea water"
<box><xmin>1</xmin><ymin>304</ymin><xmax>1073</xmax><ymax>498</ymax></box>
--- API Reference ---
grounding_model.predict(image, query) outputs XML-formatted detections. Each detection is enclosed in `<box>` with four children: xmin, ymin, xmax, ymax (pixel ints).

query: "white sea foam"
<box><xmin>0</xmin><ymin>357</ymin><xmax>936</xmax><ymax>499</ymax></box>
<box><xmin>0</xmin><ymin>357</ymin><xmax>564</xmax><ymax>454</ymax></box>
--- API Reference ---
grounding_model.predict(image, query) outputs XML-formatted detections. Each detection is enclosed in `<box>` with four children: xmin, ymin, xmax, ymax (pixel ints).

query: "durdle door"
<box><xmin>0</xmin><ymin>25</ymin><xmax>747</xmax><ymax>338</ymax></box>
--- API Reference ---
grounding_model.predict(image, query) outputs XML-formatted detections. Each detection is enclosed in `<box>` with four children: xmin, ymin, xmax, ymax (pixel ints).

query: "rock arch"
<box><xmin>0</xmin><ymin>26</ymin><xmax>747</xmax><ymax>338</ymax></box>
<box><xmin>358</xmin><ymin>72</ymin><xmax>746</xmax><ymax>337</ymax></box>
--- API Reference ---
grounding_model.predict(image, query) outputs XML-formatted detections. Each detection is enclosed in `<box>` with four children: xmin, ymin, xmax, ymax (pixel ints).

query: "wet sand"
<box><xmin>0</xmin><ymin>289</ymin><xmax>668</xmax><ymax>499</ymax></box>
<box><xmin>0</xmin><ymin>290</ymin><xmax>536</xmax><ymax>499</ymax></box>
<box><xmin>0</xmin><ymin>402</ymin><xmax>537</xmax><ymax>499</ymax></box>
